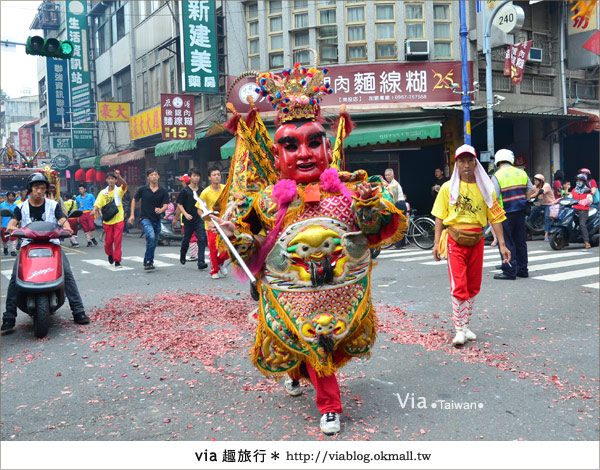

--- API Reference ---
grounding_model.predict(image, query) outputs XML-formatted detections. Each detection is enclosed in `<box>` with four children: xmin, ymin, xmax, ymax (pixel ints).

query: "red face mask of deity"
<box><xmin>273</xmin><ymin>121</ymin><xmax>333</xmax><ymax>184</ymax></box>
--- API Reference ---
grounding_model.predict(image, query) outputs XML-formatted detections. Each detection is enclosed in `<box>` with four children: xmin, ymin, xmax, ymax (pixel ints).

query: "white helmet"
<box><xmin>494</xmin><ymin>149</ymin><xmax>514</xmax><ymax>165</ymax></box>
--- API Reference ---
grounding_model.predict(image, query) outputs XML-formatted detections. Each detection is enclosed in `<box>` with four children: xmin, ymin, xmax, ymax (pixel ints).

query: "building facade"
<box><xmin>24</xmin><ymin>0</ymin><xmax>598</xmax><ymax>203</ymax></box>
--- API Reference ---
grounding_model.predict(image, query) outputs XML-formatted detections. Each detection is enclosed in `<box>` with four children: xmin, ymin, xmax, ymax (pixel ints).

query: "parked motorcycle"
<box><xmin>549</xmin><ymin>198</ymin><xmax>600</xmax><ymax>250</ymax></box>
<box><xmin>10</xmin><ymin>218</ymin><xmax>73</xmax><ymax>338</ymax></box>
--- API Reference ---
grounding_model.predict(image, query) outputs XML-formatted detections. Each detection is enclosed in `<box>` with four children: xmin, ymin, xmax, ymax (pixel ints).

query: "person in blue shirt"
<box><xmin>1</xmin><ymin>192</ymin><xmax>19</xmax><ymax>256</ymax></box>
<box><xmin>75</xmin><ymin>184</ymin><xmax>98</xmax><ymax>247</ymax></box>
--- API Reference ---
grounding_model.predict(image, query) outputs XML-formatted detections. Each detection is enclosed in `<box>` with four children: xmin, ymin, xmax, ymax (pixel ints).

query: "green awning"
<box><xmin>79</xmin><ymin>156</ymin><xmax>103</xmax><ymax>169</ymax></box>
<box><xmin>343</xmin><ymin>119</ymin><xmax>441</xmax><ymax>148</ymax></box>
<box><xmin>154</xmin><ymin>131</ymin><xmax>207</xmax><ymax>157</ymax></box>
<box><xmin>219</xmin><ymin>119</ymin><xmax>441</xmax><ymax>159</ymax></box>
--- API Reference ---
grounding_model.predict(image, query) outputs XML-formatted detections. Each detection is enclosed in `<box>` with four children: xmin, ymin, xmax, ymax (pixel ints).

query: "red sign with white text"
<box><xmin>18</xmin><ymin>128</ymin><xmax>33</xmax><ymax>153</ymax></box>
<box><xmin>161</xmin><ymin>94</ymin><xmax>195</xmax><ymax>141</ymax></box>
<box><xmin>227</xmin><ymin>61</ymin><xmax>472</xmax><ymax>114</ymax></box>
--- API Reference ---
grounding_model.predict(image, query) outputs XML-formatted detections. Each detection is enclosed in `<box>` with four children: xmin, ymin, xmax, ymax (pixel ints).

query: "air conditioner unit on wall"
<box><xmin>405</xmin><ymin>40</ymin><xmax>429</xmax><ymax>57</ymax></box>
<box><xmin>527</xmin><ymin>47</ymin><xmax>543</xmax><ymax>63</ymax></box>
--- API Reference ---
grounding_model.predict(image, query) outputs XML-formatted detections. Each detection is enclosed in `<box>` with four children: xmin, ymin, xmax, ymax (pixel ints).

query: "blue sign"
<box><xmin>46</xmin><ymin>57</ymin><xmax>71</xmax><ymax>133</ymax></box>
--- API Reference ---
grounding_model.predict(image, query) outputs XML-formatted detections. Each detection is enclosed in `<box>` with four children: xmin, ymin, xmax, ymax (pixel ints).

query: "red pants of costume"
<box><xmin>207</xmin><ymin>230</ymin><xmax>229</xmax><ymax>275</ymax></box>
<box><xmin>103</xmin><ymin>221</ymin><xmax>124</xmax><ymax>262</ymax></box>
<box><xmin>291</xmin><ymin>350</ymin><xmax>345</xmax><ymax>414</ymax></box>
<box><xmin>79</xmin><ymin>211</ymin><xmax>95</xmax><ymax>233</ymax></box>
<box><xmin>446</xmin><ymin>229</ymin><xmax>484</xmax><ymax>302</ymax></box>
<box><xmin>68</xmin><ymin>218</ymin><xmax>79</xmax><ymax>234</ymax></box>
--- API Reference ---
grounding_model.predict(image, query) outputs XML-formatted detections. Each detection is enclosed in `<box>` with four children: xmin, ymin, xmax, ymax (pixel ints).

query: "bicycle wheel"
<box><xmin>410</xmin><ymin>217</ymin><xmax>435</xmax><ymax>249</ymax></box>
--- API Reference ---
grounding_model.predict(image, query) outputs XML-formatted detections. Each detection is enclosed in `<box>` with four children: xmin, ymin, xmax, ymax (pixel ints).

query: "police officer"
<box><xmin>491</xmin><ymin>149</ymin><xmax>538</xmax><ymax>280</ymax></box>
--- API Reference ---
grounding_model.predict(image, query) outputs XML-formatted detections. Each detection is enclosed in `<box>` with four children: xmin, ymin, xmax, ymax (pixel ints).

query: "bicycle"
<box><xmin>404</xmin><ymin>209</ymin><xmax>436</xmax><ymax>249</ymax></box>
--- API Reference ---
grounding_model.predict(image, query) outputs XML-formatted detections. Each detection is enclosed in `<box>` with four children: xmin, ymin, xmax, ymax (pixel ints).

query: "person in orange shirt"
<box><xmin>198</xmin><ymin>167</ymin><xmax>229</xmax><ymax>279</ymax></box>
<box><xmin>432</xmin><ymin>145</ymin><xmax>511</xmax><ymax>346</ymax></box>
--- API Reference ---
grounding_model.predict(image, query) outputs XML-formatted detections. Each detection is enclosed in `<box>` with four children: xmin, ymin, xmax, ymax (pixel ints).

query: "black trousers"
<box><xmin>180</xmin><ymin>218</ymin><xmax>207</xmax><ymax>266</ymax></box>
<box><xmin>576</xmin><ymin>209</ymin><xmax>589</xmax><ymax>243</ymax></box>
<box><xmin>499</xmin><ymin>210</ymin><xmax>528</xmax><ymax>277</ymax></box>
<box><xmin>4</xmin><ymin>251</ymin><xmax>85</xmax><ymax>320</ymax></box>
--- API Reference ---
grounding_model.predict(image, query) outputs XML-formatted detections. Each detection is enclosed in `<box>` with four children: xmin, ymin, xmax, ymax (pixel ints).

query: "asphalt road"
<box><xmin>1</xmin><ymin>232</ymin><xmax>598</xmax><ymax>442</ymax></box>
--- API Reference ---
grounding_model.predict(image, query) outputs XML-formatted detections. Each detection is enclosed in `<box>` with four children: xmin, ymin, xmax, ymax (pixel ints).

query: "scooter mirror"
<box><xmin>68</xmin><ymin>209</ymin><xmax>83</xmax><ymax>218</ymax></box>
<box><xmin>1</xmin><ymin>209</ymin><xmax>15</xmax><ymax>218</ymax></box>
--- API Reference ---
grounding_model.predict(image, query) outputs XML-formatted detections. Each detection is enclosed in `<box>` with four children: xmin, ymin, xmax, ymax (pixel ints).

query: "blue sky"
<box><xmin>1</xmin><ymin>1</ymin><xmax>43</xmax><ymax>98</ymax></box>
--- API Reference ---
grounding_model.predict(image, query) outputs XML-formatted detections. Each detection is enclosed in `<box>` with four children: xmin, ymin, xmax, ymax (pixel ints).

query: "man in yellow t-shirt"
<box><xmin>197</xmin><ymin>167</ymin><xmax>229</xmax><ymax>279</ymax></box>
<box><xmin>93</xmin><ymin>170</ymin><xmax>128</xmax><ymax>267</ymax></box>
<box><xmin>431</xmin><ymin>144</ymin><xmax>511</xmax><ymax>346</ymax></box>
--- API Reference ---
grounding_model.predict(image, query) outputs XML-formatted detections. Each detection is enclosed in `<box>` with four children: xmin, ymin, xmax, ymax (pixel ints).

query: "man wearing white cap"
<box><xmin>491</xmin><ymin>149</ymin><xmax>537</xmax><ymax>280</ymax></box>
<box><xmin>432</xmin><ymin>145</ymin><xmax>511</xmax><ymax>346</ymax></box>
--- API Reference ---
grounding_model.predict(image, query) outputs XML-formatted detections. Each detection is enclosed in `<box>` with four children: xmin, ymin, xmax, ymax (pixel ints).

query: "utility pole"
<box><xmin>459</xmin><ymin>1</ymin><xmax>471</xmax><ymax>145</ymax></box>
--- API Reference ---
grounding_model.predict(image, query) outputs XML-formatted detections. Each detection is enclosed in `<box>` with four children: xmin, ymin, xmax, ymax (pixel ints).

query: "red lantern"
<box><xmin>95</xmin><ymin>170</ymin><xmax>107</xmax><ymax>183</ymax></box>
<box><xmin>85</xmin><ymin>169</ymin><xmax>96</xmax><ymax>183</ymax></box>
<box><xmin>75</xmin><ymin>169</ymin><xmax>85</xmax><ymax>182</ymax></box>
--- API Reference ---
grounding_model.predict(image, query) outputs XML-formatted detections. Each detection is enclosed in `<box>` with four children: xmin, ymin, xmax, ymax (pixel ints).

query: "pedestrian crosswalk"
<box><xmin>378</xmin><ymin>245</ymin><xmax>599</xmax><ymax>289</ymax></box>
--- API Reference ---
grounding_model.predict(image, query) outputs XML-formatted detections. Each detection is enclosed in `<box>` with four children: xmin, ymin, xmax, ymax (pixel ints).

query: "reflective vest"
<box><xmin>494</xmin><ymin>165</ymin><xmax>529</xmax><ymax>213</ymax></box>
<box><xmin>19</xmin><ymin>199</ymin><xmax>60</xmax><ymax>246</ymax></box>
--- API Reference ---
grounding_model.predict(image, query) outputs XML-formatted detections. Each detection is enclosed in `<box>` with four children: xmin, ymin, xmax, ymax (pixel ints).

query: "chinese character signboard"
<box><xmin>52</xmin><ymin>137</ymin><xmax>72</xmax><ymax>149</ymax></box>
<box><xmin>179</xmin><ymin>1</ymin><xmax>218</xmax><ymax>93</ymax></box>
<box><xmin>66</xmin><ymin>0</ymin><xmax>94</xmax><ymax>148</ymax></box>
<box><xmin>18</xmin><ymin>128</ymin><xmax>33</xmax><ymax>153</ymax></box>
<box><xmin>161</xmin><ymin>94</ymin><xmax>195</xmax><ymax>140</ymax></box>
<box><xmin>97</xmin><ymin>102</ymin><xmax>131</xmax><ymax>122</ymax></box>
<box><xmin>129</xmin><ymin>106</ymin><xmax>162</xmax><ymax>140</ymax></box>
<box><xmin>227</xmin><ymin>61</ymin><xmax>472</xmax><ymax>114</ymax></box>
<box><xmin>46</xmin><ymin>57</ymin><xmax>71</xmax><ymax>132</ymax></box>
<box><xmin>503</xmin><ymin>40</ymin><xmax>533</xmax><ymax>85</ymax></box>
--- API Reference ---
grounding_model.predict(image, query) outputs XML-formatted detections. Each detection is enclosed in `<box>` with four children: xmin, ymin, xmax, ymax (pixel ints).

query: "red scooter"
<box><xmin>9</xmin><ymin>213</ymin><xmax>80</xmax><ymax>338</ymax></box>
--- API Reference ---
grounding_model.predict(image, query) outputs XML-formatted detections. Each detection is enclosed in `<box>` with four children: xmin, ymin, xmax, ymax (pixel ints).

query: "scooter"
<box><xmin>9</xmin><ymin>217</ymin><xmax>72</xmax><ymax>338</ymax></box>
<box><xmin>158</xmin><ymin>217</ymin><xmax>183</xmax><ymax>246</ymax></box>
<box><xmin>525</xmin><ymin>198</ymin><xmax>545</xmax><ymax>237</ymax></box>
<box><xmin>548</xmin><ymin>198</ymin><xmax>600</xmax><ymax>250</ymax></box>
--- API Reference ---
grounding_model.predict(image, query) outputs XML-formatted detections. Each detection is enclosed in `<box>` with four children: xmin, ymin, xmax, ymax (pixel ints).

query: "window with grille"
<box><xmin>492</xmin><ymin>73</ymin><xmax>513</xmax><ymax>92</ymax></box>
<box><xmin>532</xmin><ymin>33</ymin><xmax>550</xmax><ymax>63</ymax></box>
<box><xmin>247</xmin><ymin>2</ymin><xmax>260</xmax><ymax>71</ymax></box>
<box><xmin>347</xmin><ymin>3</ymin><xmax>366</xmax><ymax>61</ymax></box>
<box><xmin>99</xmin><ymin>79</ymin><xmax>112</xmax><ymax>101</ymax></box>
<box><xmin>115</xmin><ymin>67</ymin><xmax>131</xmax><ymax>103</ymax></box>
<box><xmin>376</xmin><ymin>3</ymin><xmax>396</xmax><ymax>60</ymax></box>
<box><xmin>405</xmin><ymin>3</ymin><xmax>424</xmax><ymax>39</ymax></box>
<box><xmin>433</xmin><ymin>3</ymin><xmax>452</xmax><ymax>58</ymax></box>
<box><xmin>318</xmin><ymin>3</ymin><xmax>337</xmax><ymax>64</ymax></box>
<box><xmin>268</xmin><ymin>0</ymin><xmax>283</xmax><ymax>69</ymax></box>
<box><xmin>568</xmin><ymin>80</ymin><xmax>598</xmax><ymax>100</ymax></box>
<box><xmin>521</xmin><ymin>76</ymin><xmax>552</xmax><ymax>95</ymax></box>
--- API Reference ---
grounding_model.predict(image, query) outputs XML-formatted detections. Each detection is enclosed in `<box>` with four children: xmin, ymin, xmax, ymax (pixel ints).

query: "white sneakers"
<box><xmin>284</xmin><ymin>378</ymin><xmax>302</xmax><ymax>396</ymax></box>
<box><xmin>452</xmin><ymin>328</ymin><xmax>467</xmax><ymax>346</ymax></box>
<box><xmin>219</xmin><ymin>264</ymin><xmax>228</xmax><ymax>277</ymax></box>
<box><xmin>464</xmin><ymin>327</ymin><xmax>477</xmax><ymax>341</ymax></box>
<box><xmin>211</xmin><ymin>273</ymin><xmax>221</xmax><ymax>279</ymax></box>
<box><xmin>320</xmin><ymin>412</ymin><xmax>340</xmax><ymax>435</ymax></box>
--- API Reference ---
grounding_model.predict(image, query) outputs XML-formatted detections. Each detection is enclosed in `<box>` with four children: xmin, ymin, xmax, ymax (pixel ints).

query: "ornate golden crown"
<box><xmin>256</xmin><ymin>63</ymin><xmax>333</xmax><ymax>123</ymax></box>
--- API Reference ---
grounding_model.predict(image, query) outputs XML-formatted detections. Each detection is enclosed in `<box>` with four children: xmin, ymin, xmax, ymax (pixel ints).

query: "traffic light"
<box><xmin>25</xmin><ymin>36</ymin><xmax>74</xmax><ymax>59</ymax></box>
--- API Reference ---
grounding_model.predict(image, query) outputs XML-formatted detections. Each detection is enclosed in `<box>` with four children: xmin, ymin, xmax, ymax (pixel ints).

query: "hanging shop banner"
<box><xmin>179</xmin><ymin>0</ymin><xmax>218</xmax><ymax>93</ymax></box>
<box><xmin>18</xmin><ymin>128</ymin><xmax>33</xmax><ymax>153</ymax></box>
<box><xmin>66</xmin><ymin>0</ymin><xmax>94</xmax><ymax>148</ymax></box>
<box><xmin>46</xmin><ymin>57</ymin><xmax>71</xmax><ymax>133</ymax></box>
<box><xmin>97</xmin><ymin>101</ymin><xmax>131</xmax><ymax>122</ymax></box>
<box><xmin>161</xmin><ymin>94</ymin><xmax>195</xmax><ymax>141</ymax></box>
<box><xmin>129</xmin><ymin>106</ymin><xmax>162</xmax><ymax>140</ymax></box>
<box><xmin>503</xmin><ymin>40</ymin><xmax>533</xmax><ymax>85</ymax></box>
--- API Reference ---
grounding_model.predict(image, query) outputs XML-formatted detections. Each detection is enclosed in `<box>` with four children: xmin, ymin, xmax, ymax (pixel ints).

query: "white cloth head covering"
<box><xmin>449</xmin><ymin>144</ymin><xmax>495</xmax><ymax>208</ymax></box>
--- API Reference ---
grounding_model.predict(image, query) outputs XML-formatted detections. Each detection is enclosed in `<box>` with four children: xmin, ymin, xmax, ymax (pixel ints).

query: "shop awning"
<box><xmin>568</xmin><ymin>108</ymin><xmax>599</xmax><ymax>135</ymax></box>
<box><xmin>343</xmin><ymin>119</ymin><xmax>442</xmax><ymax>148</ymax></box>
<box><xmin>79</xmin><ymin>156</ymin><xmax>103</xmax><ymax>169</ymax></box>
<box><xmin>101</xmin><ymin>149</ymin><xmax>146</xmax><ymax>167</ymax></box>
<box><xmin>154</xmin><ymin>131</ymin><xmax>208</xmax><ymax>157</ymax></box>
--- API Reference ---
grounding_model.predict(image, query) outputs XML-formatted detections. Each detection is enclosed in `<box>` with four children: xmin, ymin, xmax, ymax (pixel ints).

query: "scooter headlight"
<box><xmin>28</xmin><ymin>248</ymin><xmax>53</xmax><ymax>258</ymax></box>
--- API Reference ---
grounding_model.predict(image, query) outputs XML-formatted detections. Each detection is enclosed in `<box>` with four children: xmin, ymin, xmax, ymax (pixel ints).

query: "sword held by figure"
<box><xmin>196</xmin><ymin>197</ymin><xmax>260</xmax><ymax>301</ymax></box>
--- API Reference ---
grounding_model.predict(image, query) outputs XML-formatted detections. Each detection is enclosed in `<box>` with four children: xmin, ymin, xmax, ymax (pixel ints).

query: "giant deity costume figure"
<box><xmin>212</xmin><ymin>64</ymin><xmax>407</xmax><ymax>435</ymax></box>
